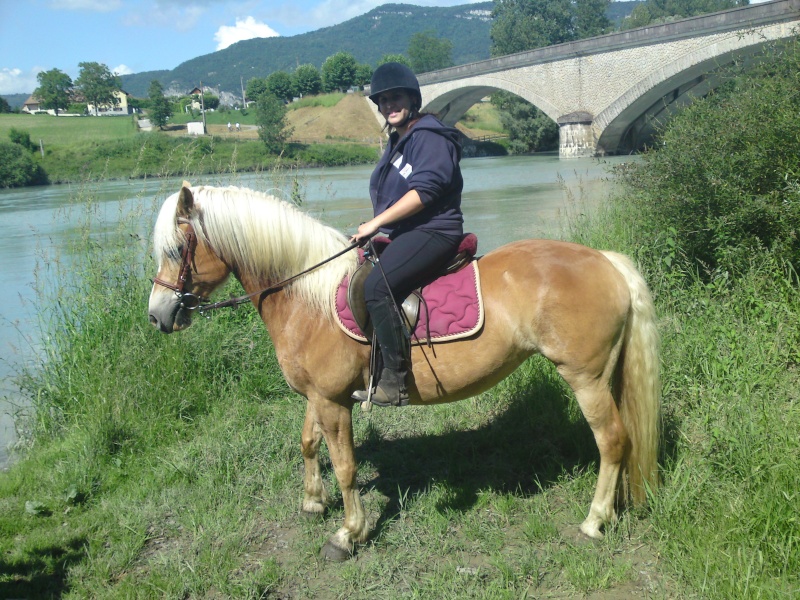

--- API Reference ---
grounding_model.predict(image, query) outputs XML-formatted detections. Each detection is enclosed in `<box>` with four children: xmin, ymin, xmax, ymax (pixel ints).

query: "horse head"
<box><xmin>148</xmin><ymin>182</ymin><xmax>231</xmax><ymax>333</ymax></box>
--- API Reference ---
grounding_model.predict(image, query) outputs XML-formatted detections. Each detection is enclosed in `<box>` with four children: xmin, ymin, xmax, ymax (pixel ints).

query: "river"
<box><xmin>0</xmin><ymin>153</ymin><xmax>626</xmax><ymax>468</ymax></box>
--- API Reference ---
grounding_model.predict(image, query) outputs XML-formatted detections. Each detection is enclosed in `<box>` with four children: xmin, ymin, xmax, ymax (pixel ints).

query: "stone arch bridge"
<box><xmin>367</xmin><ymin>0</ymin><xmax>800</xmax><ymax>158</ymax></box>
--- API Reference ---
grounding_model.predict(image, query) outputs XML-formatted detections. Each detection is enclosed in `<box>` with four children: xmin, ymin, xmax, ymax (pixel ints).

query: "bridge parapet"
<box><xmin>375</xmin><ymin>0</ymin><xmax>800</xmax><ymax>158</ymax></box>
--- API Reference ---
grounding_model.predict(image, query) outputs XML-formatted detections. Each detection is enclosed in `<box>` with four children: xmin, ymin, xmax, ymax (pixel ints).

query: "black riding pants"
<box><xmin>363</xmin><ymin>228</ymin><xmax>461</xmax><ymax>307</ymax></box>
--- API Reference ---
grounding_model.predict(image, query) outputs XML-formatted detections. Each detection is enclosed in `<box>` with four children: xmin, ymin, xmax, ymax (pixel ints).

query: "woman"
<box><xmin>350</xmin><ymin>62</ymin><xmax>465</xmax><ymax>407</ymax></box>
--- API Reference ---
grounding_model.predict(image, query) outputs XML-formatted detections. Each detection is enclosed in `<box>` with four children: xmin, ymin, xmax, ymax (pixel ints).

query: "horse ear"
<box><xmin>177</xmin><ymin>183</ymin><xmax>194</xmax><ymax>217</ymax></box>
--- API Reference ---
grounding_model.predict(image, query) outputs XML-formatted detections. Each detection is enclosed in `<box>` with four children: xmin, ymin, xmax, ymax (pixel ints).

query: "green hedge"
<box><xmin>617</xmin><ymin>37</ymin><xmax>800</xmax><ymax>278</ymax></box>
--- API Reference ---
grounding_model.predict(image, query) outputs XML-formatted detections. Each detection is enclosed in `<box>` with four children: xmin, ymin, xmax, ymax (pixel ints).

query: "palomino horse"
<box><xmin>148</xmin><ymin>184</ymin><xmax>660</xmax><ymax>561</ymax></box>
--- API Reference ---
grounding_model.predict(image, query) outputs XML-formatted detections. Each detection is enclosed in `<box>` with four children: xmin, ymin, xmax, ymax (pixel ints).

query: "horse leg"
<box><xmin>300</xmin><ymin>402</ymin><xmax>329</xmax><ymax>517</ymax></box>
<box><xmin>312</xmin><ymin>396</ymin><xmax>369</xmax><ymax>561</ymax></box>
<box><xmin>564</xmin><ymin>375</ymin><xmax>629</xmax><ymax>539</ymax></box>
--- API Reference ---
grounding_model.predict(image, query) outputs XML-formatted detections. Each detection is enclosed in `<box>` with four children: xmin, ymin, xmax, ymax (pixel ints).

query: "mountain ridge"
<box><xmin>119</xmin><ymin>1</ymin><xmax>639</xmax><ymax>99</ymax></box>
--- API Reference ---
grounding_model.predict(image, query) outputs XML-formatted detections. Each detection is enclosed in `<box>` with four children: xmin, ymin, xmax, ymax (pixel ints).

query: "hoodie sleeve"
<box><xmin>406</xmin><ymin>128</ymin><xmax>459</xmax><ymax>207</ymax></box>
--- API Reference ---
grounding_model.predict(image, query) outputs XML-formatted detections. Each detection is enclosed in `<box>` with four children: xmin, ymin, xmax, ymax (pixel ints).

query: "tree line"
<box><xmin>16</xmin><ymin>0</ymin><xmax>747</xmax><ymax>158</ymax></box>
<box><xmin>33</xmin><ymin>62</ymin><xmax>123</xmax><ymax>116</ymax></box>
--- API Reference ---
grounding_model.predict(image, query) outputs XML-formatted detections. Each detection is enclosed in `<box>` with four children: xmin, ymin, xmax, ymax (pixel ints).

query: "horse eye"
<box><xmin>166</xmin><ymin>246</ymin><xmax>183</xmax><ymax>261</ymax></box>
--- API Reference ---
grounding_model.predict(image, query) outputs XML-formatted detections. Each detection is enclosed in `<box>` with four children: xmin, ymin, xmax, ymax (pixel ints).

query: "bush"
<box><xmin>8</xmin><ymin>127</ymin><xmax>36</xmax><ymax>152</ymax></box>
<box><xmin>617</xmin><ymin>38</ymin><xmax>800</xmax><ymax>278</ymax></box>
<box><xmin>0</xmin><ymin>141</ymin><xmax>49</xmax><ymax>187</ymax></box>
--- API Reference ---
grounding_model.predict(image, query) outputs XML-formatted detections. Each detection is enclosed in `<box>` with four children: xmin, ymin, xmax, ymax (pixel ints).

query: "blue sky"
<box><xmin>0</xmin><ymin>0</ymin><xmax>478</xmax><ymax>95</ymax></box>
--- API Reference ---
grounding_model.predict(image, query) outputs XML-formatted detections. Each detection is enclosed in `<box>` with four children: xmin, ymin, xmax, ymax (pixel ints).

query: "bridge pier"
<box><xmin>557</xmin><ymin>112</ymin><xmax>599</xmax><ymax>159</ymax></box>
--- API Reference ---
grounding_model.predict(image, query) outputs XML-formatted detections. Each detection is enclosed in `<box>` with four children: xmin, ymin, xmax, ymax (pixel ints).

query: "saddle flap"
<box><xmin>346</xmin><ymin>259</ymin><xmax>422</xmax><ymax>338</ymax></box>
<box><xmin>347</xmin><ymin>259</ymin><xmax>372</xmax><ymax>336</ymax></box>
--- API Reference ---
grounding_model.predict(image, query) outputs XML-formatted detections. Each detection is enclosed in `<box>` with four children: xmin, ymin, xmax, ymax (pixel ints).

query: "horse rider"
<box><xmin>350</xmin><ymin>62</ymin><xmax>465</xmax><ymax>407</ymax></box>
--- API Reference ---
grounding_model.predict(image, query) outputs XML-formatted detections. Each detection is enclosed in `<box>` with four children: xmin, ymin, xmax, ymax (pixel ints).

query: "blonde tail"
<box><xmin>602</xmin><ymin>251</ymin><xmax>661</xmax><ymax>505</ymax></box>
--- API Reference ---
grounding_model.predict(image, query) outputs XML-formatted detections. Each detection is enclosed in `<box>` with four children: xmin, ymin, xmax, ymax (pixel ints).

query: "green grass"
<box><xmin>2</xmin><ymin>161</ymin><xmax>799</xmax><ymax>598</ymax></box>
<box><xmin>0</xmin><ymin>113</ymin><xmax>139</xmax><ymax>146</ymax></box>
<box><xmin>289</xmin><ymin>92</ymin><xmax>346</xmax><ymax>110</ymax></box>
<box><xmin>167</xmin><ymin>108</ymin><xmax>258</xmax><ymax>126</ymax></box>
<box><xmin>460</xmin><ymin>102</ymin><xmax>505</xmax><ymax>134</ymax></box>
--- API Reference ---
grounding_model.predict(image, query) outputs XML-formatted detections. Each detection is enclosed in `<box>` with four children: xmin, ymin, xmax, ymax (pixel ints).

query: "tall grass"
<box><xmin>3</xmin><ymin>152</ymin><xmax>799</xmax><ymax>596</ymax></box>
<box><xmin>567</xmin><ymin>186</ymin><xmax>800</xmax><ymax>599</ymax></box>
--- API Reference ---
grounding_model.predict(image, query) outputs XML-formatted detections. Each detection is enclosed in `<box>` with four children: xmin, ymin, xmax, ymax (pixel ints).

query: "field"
<box><xmin>0</xmin><ymin>113</ymin><xmax>139</xmax><ymax>146</ymax></box>
<box><xmin>1</xmin><ymin>94</ymin><xmax>502</xmax><ymax>149</ymax></box>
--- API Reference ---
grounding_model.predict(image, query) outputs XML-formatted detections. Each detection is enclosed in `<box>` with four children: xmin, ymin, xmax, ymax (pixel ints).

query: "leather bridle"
<box><xmin>151</xmin><ymin>216</ymin><xmax>366</xmax><ymax>315</ymax></box>
<box><xmin>151</xmin><ymin>217</ymin><xmax>209</xmax><ymax>310</ymax></box>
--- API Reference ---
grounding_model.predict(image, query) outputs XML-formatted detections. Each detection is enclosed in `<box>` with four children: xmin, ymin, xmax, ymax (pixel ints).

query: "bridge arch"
<box><xmin>367</xmin><ymin>0</ymin><xmax>800</xmax><ymax>158</ymax></box>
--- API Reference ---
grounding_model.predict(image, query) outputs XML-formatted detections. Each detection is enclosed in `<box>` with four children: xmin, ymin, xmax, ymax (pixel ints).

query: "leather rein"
<box><xmin>151</xmin><ymin>217</ymin><xmax>362</xmax><ymax>315</ymax></box>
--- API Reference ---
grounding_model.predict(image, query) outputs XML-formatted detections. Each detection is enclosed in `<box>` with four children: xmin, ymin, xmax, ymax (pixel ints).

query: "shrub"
<box><xmin>617</xmin><ymin>38</ymin><xmax>800</xmax><ymax>278</ymax></box>
<box><xmin>0</xmin><ymin>141</ymin><xmax>49</xmax><ymax>187</ymax></box>
<box><xmin>8</xmin><ymin>127</ymin><xmax>36</xmax><ymax>152</ymax></box>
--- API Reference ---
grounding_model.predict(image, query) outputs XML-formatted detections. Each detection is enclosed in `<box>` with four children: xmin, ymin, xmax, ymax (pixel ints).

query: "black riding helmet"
<box><xmin>368</xmin><ymin>62</ymin><xmax>422</xmax><ymax>109</ymax></box>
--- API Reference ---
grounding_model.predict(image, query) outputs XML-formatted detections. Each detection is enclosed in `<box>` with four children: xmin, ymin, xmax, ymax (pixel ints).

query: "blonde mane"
<box><xmin>153</xmin><ymin>185</ymin><xmax>358</xmax><ymax>318</ymax></box>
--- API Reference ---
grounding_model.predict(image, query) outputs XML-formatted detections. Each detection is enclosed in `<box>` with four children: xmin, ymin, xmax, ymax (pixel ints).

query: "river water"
<box><xmin>0</xmin><ymin>153</ymin><xmax>625</xmax><ymax>467</ymax></box>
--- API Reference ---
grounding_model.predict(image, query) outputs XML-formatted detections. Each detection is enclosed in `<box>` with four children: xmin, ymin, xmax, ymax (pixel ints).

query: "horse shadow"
<box><xmin>352</xmin><ymin>369</ymin><xmax>599</xmax><ymax>537</ymax></box>
<box><xmin>0</xmin><ymin>536</ymin><xmax>86</xmax><ymax>598</ymax></box>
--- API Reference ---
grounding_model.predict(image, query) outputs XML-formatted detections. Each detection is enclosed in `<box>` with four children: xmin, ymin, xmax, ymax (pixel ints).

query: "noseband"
<box><xmin>151</xmin><ymin>217</ymin><xmax>209</xmax><ymax>310</ymax></box>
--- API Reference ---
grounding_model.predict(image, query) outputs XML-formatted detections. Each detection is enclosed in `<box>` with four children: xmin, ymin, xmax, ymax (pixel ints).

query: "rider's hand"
<box><xmin>350</xmin><ymin>220</ymin><xmax>379</xmax><ymax>245</ymax></box>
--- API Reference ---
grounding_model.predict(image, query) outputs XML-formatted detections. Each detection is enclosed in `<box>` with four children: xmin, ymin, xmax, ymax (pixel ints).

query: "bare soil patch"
<box><xmin>287</xmin><ymin>93</ymin><xmax>384</xmax><ymax>144</ymax></box>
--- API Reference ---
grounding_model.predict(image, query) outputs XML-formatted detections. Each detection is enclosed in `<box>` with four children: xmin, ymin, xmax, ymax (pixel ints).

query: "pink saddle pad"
<box><xmin>335</xmin><ymin>261</ymin><xmax>484</xmax><ymax>344</ymax></box>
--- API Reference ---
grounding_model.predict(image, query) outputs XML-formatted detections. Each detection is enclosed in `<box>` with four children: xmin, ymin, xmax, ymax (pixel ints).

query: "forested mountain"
<box><xmin>120</xmin><ymin>1</ymin><xmax>640</xmax><ymax>99</ymax></box>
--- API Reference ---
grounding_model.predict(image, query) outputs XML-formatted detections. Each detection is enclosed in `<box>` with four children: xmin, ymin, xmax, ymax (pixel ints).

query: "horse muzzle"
<box><xmin>148</xmin><ymin>288</ymin><xmax>193</xmax><ymax>333</ymax></box>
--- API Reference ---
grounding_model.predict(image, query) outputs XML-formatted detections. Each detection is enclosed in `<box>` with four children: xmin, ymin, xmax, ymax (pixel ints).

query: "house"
<box><xmin>86</xmin><ymin>90</ymin><xmax>133</xmax><ymax>116</ymax></box>
<box><xmin>21</xmin><ymin>95</ymin><xmax>45</xmax><ymax>114</ymax></box>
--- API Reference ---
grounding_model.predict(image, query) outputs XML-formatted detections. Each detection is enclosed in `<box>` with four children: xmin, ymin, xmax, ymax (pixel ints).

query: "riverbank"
<box><xmin>3</xmin><ymin>174</ymin><xmax>798</xmax><ymax>597</ymax></box>
<box><xmin>0</xmin><ymin>95</ymin><xmax>508</xmax><ymax>187</ymax></box>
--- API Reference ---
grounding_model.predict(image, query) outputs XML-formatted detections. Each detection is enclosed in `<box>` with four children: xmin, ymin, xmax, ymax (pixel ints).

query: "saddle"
<box><xmin>337</xmin><ymin>233</ymin><xmax>482</xmax><ymax>343</ymax></box>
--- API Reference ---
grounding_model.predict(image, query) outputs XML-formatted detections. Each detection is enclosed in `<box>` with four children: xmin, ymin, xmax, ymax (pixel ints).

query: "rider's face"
<box><xmin>377</xmin><ymin>90</ymin><xmax>414</xmax><ymax>129</ymax></box>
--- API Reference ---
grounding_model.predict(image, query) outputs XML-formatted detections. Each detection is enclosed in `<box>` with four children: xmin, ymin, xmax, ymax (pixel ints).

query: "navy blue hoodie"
<box><xmin>369</xmin><ymin>114</ymin><xmax>464</xmax><ymax>238</ymax></box>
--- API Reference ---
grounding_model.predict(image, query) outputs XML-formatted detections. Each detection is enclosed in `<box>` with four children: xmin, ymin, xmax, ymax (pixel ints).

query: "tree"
<box><xmin>148</xmin><ymin>80</ymin><xmax>172</xmax><ymax>130</ymax></box>
<box><xmin>33</xmin><ymin>68</ymin><xmax>73</xmax><ymax>116</ymax></box>
<box><xmin>245</xmin><ymin>77</ymin><xmax>268</xmax><ymax>104</ymax></box>
<box><xmin>574</xmin><ymin>0</ymin><xmax>613</xmax><ymax>38</ymax></box>
<box><xmin>493</xmin><ymin>91</ymin><xmax>558</xmax><ymax>152</ymax></box>
<box><xmin>202</xmin><ymin>93</ymin><xmax>220</xmax><ymax>110</ymax></box>
<box><xmin>354</xmin><ymin>64</ymin><xmax>373</xmax><ymax>88</ymax></box>
<box><xmin>267</xmin><ymin>71</ymin><xmax>294</xmax><ymax>103</ymax></box>
<box><xmin>490</xmin><ymin>0</ymin><xmax>574</xmax><ymax>56</ymax></box>
<box><xmin>321</xmin><ymin>52</ymin><xmax>357</xmax><ymax>93</ymax></box>
<box><xmin>75</xmin><ymin>62</ymin><xmax>120</xmax><ymax>116</ymax></box>
<box><xmin>489</xmin><ymin>0</ymin><xmax>610</xmax><ymax>153</ymax></box>
<box><xmin>621</xmin><ymin>0</ymin><xmax>744</xmax><ymax>30</ymax></box>
<box><xmin>0</xmin><ymin>97</ymin><xmax>10</xmax><ymax>113</ymax></box>
<box><xmin>408</xmin><ymin>31</ymin><xmax>454</xmax><ymax>74</ymax></box>
<box><xmin>378</xmin><ymin>54</ymin><xmax>412</xmax><ymax>68</ymax></box>
<box><xmin>292</xmin><ymin>65</ymin><xmax>322</xmax><ymax>97</ymax></box>
<box><xmin>255</xmin><ymin>91</ymin><xmax>293</xmax><ymax>153</ymax></box>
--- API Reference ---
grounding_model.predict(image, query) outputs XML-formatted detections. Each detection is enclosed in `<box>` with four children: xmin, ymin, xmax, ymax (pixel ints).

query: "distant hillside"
<box><xmin>2</xmin><ymin>93</ymin><xmax>30</xmax><ymax>110</ymax></box>
<box><xmin>120</xmin><ymin>1</ymin><xmax>641</xmax><ymax>99</ymax></box>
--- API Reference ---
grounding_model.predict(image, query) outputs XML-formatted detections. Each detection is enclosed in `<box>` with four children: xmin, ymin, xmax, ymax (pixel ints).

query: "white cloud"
<box><xmin>0</xmin><ymin>67</ymin><xmax>43</xmax><ymax>95</ymax></box>
<box><xmin>113</xmin><ymin>64</ymin><xmax>134</xmax><ymax>76</ymax></box>
<box><xmin>214</xmin><ymin>16</ymin><xmax>279</xmax><ymax>50</ymax></box>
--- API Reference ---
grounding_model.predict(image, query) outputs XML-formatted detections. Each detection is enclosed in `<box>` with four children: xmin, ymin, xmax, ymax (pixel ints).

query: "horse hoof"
<box><xmin>579</xmin><ymin>522</ymin><xmax>605</xmax><ymax>540</ymax></box>
<box><xmin>320</xmin><ymin>541</ymin><xmax>352</xmax><ymax>562</ymax></box>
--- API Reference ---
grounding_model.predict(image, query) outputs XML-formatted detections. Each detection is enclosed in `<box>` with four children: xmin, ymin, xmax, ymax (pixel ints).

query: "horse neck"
<box><xmin>236</xmin><ymin>270</ymin><xmax>333</xmax><ymax>360</ymax></box>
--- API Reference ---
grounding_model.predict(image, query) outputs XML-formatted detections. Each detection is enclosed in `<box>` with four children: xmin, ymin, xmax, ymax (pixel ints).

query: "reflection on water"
<box><xmin>0</xmin><ymin>154</ymin><xmax>628</xmax><ymax>467</ymax></box>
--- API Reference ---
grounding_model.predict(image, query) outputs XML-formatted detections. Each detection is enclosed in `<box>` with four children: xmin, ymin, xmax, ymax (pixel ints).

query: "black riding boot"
<box><xmin>351</xmin><ymin>297</ymin><xmax>410</xmax><ymax>407</ymax></box>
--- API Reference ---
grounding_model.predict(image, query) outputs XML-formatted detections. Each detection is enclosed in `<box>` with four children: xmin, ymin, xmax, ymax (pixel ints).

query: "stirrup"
<box><xmin>351</xmin><ymin>388</ymin><xmax>374</xmax><ymax>403</ymax></box>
